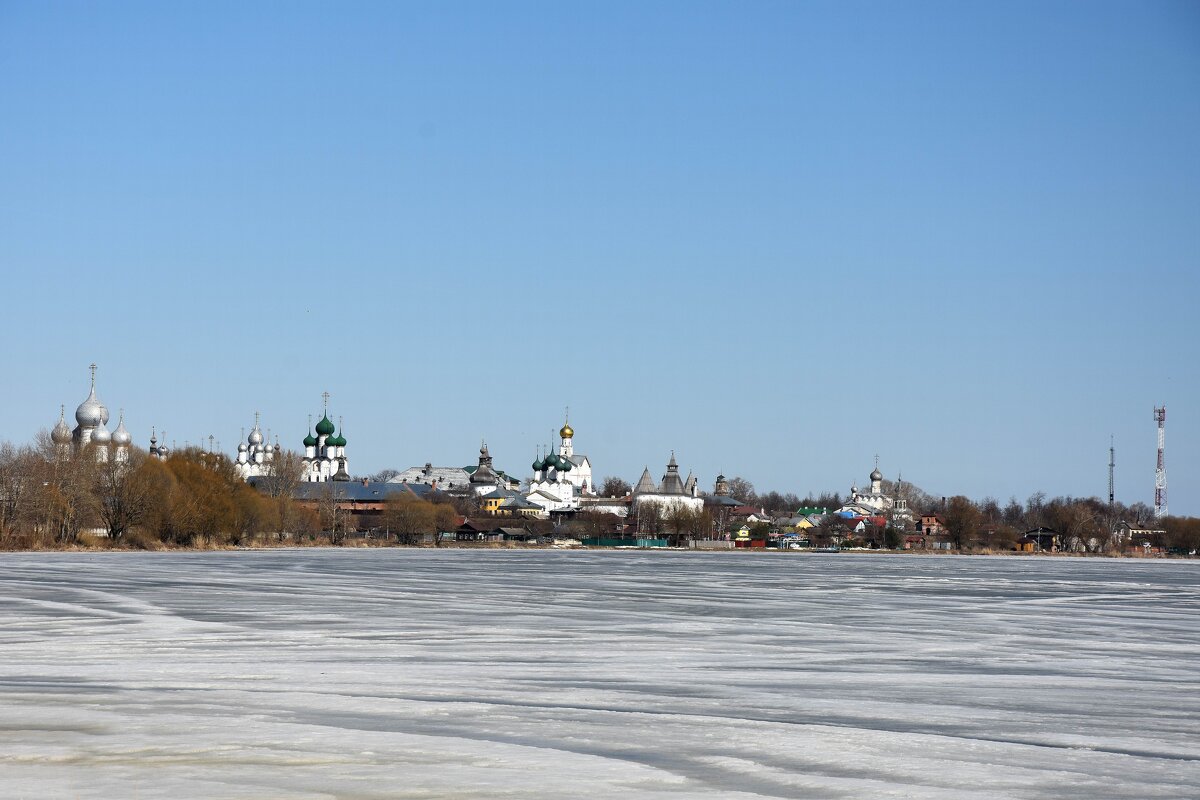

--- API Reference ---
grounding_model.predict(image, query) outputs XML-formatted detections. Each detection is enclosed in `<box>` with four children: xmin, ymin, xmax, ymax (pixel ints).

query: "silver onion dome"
<box><xmin>92</xmin><ymin>422</ymin><xmax>112</xmax><ymax>444</ymax></box>
<box><xmin>237</xmin><ymin>441</ymin><xmax>249</xmax><ymax>452</ymax></box>
<box><xmin>870</xmin><ymin>468</ymin><xmax>883</xmax><ymax>482</ymax></box>
<box><xmin>111</xmin><ymin>413</ymin><xmax>132</xmax><ymax>446</ymax></box>
<box><xmin>75</xmin><ymin>385</ymin><xmax>105</xmax><ymax>427</ymax></box>
<box><xmin>51</xmin><ymin>406</ymin><xmax>73</xmax><ymax>444</ymax></box>
<box><xmin>248</xmin><ymin>426</ymin><xmax>264</xmax><ymax>446</ymax></box>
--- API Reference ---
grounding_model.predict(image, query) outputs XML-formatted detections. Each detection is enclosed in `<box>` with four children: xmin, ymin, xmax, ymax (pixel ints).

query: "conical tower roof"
<box><xmin>634</xmin><ymin>467</ymin><xmax>658</xmax><ymax>495</ymax></box>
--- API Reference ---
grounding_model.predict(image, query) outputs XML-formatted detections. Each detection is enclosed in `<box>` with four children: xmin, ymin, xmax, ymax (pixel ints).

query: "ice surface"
<box><xmin>0</xmin><ymin>550</ymin><xmax>1197</xmax><ymax>799</ymax></box>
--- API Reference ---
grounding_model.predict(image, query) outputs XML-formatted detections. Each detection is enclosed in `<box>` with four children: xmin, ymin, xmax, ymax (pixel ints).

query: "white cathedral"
<box><xmin>233</xmin><ymin>412</ymin><xmax>281</xmax><ymax>481</ymax></box>
<box><xmin>300</xmin><ymin>396</ymin><xmax>350</xmax><ymax>482</ymax></box>
<box><xmin>840</xmin><ymin>459</ymin><xmax>912</xmax><ymax>524</ymax></box>
<box><xmin>523</xmin><ymin>417</ymin><xmax>595</xmax><ymax>513</ymax></box>
<box><xmin>50</xmin><ymin>364</ymin><xmax>133</xmax><ymax>463</ymax></box>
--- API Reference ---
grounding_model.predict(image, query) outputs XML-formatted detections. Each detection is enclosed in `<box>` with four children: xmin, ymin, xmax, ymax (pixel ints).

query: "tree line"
<box><xmin>0</xmin><ymin>435</ymin><xmax>318</xmax><ymax>548</ymax></box>
<box><xmin>4</xmin><ymin>436</ymin><xmax>1196</xmax><ymax>553</ymax></box>
<box><xmin>595</xmin><ymin>472</ymin><xmax>1199</xmax><ymax>553</ymax></box>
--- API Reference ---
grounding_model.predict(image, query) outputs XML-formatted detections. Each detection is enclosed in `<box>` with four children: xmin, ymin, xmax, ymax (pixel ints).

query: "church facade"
<box><xmin>233</xmin><ymin>412</ymin><xmax>281</xmax><ymax>481</ymax></box>
<box><xmin>840</xmin><ymin>459</ymin><xmax>913</xmax><ymax>526</ymax></box>
<box><xmin>301</xmin><ymin>396</ymin><xmax>350</xmax><ymax>482</ymax></box>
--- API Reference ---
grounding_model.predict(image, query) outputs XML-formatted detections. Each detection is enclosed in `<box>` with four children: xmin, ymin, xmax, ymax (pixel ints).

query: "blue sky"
<box><xmin>2</xmin><ymin>1</ymin><xmax>1198</xmax><ymax>513</ymax></box>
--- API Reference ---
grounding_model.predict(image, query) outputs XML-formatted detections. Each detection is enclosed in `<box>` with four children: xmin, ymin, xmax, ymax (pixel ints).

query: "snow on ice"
<box><xmin>0</xmin><ymin>550</ymin><xmax>1197</xmax><ymax>799</ymax></box>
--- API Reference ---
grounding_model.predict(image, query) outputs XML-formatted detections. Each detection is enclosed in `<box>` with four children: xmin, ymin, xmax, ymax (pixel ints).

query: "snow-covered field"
<box><xmin>0</xmin><ymin>551</ymin><xmax>1197</xmax><ymax>799</ymax></box>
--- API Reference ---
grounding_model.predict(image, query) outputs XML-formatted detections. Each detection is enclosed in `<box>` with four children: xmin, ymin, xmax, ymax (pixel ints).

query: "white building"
<box><xmin>391</xmin><ymin>446</ymin><xmax>520</xmax><ymax>495</ymax></box>
<box><xmin>840</xmin><ymin>459</ymin><xmax>912</xmax><ymax>525</ymax></box>
<box><xmin>631</xmin><ymin>453</ymin><xmax>704</xmax><ymax>518</ymax></box>
<box><xmin>390</xmin><ymin>463</ymin><xmax>473</xmax><ymax>492</ymax></box>
<box><xmin>553</xmin><ymin>417</ymin><xmax>593</xmax><ymax>495</ymax></box>
<box><xmin>301</xmin><ymin>398</ymin><xmax>350</xmax><ymax>482</ymax></box>
<box><xmin>51</xmin><ymin>364</ymin><xmax>133</xmax><ymax>464</ymax></box>
<box><xmin>514</xmin><ymin>416</ymin><xmax>596</xmax><ymax>517</ymax></box>
<box><xmin>525</xmin><ymin>448</ymin><xmax>578</xmax><ymax>514</ymax></box>
<box><xmin>469</xmin><ymin>442</ymin><xmax>502</xmax><ymax>496</ymax></box>
<box><xmin>233</xmin><ymin>412</ymin><xmax>280</xmax><ymax>481</ymax></box>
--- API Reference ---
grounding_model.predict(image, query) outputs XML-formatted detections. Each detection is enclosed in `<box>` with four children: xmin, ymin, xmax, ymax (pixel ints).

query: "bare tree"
<box><xmin>258</xmin><ymin>449</ymin><xmax>306</xmax><ymax>500</ymax></box>
<box><xmin>634</xmin><ymin>500</ymin><xmax>664</xmax><ymax>535</ymax></box>
<box><xmin>726</xmin><ymin>477</ymin><xmax>756</xmax><ymax>505</ymax></box>
<box><xmin>665</xmin><ymin>505</ymin><xmax>699</xmax><ymax>547</ymax></box>
<box><xmin>598</xmin><ymin>476</ymin><xmax>631</xmax><ymax>497</ymax></box>
<box><xmin>429</xmin><ymin>500</ymin><xmax>459</xmax><ymax>547</ymax></box>
<box><xmin>0</xmin><ymin>442</ymin><xmax>35</xmax><ymax>544</ymax></box>
<box><xmin>383</xmin><ymin>495</ymin><xmax>437</xmax><ymax>545</ymax></box>
<box><xmin>1002</xmin><ymin>496</ymin><xmax>1024</xmax><ymax>527</ymax></box>
<box><xmin>93</xmin><ymin>451</ymin><xmax>164</xmax><ymax>541</ymax></box>
<box><xmin>942</xmin><ymin>496</ymin><xmax>982</xmax><ymax>550</ymax></box>
<box><xmin>34</xmin><ymin>441</ymin><xmax>99</xmax><ymax>545</ymax></box>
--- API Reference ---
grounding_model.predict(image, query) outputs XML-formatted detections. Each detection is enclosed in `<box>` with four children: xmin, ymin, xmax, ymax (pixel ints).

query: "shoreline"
<box><xmin>1</xmin><ymin>542</ymin><xmax>1193</xmax><ymax>559</ymax></box>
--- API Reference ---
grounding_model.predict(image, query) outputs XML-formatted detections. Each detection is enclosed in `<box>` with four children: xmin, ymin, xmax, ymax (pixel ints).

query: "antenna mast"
<box><xmin>1108</xmin><ymin>436</ymin><xmax>1115</xmax><ymax>511</ymax></box>
<box><xmin>1153</xmin><ymin>406</ymin><xmax>1167</xmax><ymax>518</ymax></box>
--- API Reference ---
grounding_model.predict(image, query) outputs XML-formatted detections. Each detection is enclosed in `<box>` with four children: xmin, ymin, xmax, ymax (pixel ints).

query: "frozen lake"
<box><xmin>1</xmin><ymin>551</ymin><xmax>1197</xmax><ymax>799</ymax></box>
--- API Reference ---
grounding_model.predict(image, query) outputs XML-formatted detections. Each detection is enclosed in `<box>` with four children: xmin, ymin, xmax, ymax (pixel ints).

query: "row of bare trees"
<box><xmin>0</xmin><ymin>435</ymin><xmax>316</xmax><ymax>549</ymax></box>
<box><xmin>381</xmin><ymin>494</ymin><xmax>460</xmax><ymax>545</ymax></box>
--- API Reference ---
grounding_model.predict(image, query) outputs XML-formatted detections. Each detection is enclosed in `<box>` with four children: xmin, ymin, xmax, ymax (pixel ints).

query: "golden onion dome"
<box><xmin>560</xmin><ymin>423</ymin><xmax>574</xmax><ymax>439</ymax></box>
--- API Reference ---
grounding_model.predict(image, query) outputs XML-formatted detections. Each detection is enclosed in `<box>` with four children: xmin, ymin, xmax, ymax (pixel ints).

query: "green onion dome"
<box><xmin>303</xmin><ymin>430</ymin><xmax>317</xmax><ymax>447</ymax></box>
<box><xmin>533</xmin><ymin>458</ymin><xmax>545</xmax><ymax>472</ymax></box>
<box><xmin>560</xmin><ymin>458</ymin><xmax>572</xmax><ymax>472</ymax></box>
<box><xmin>315</xmin><ymin>415</ymin><xmax>335</xmax><ymax>436</ymax></box>
<box><xmin>329</xmin><ymin>434</ymin><xmax>346</xmax><ymax>447</ymax></box>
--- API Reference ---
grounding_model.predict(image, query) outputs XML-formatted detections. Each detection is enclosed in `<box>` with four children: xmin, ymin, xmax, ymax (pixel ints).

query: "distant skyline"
<box><xmin>3</xmin><ymin>1</ymin><xmax>1197</xmax><ymax>514</ymax></box>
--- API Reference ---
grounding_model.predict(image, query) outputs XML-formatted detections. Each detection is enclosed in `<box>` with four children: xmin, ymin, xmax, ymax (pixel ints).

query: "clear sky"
<box><xmin>2</xmin><ymin>1</ymin><xmax>1198</xmax><ymax>513</ymax></box>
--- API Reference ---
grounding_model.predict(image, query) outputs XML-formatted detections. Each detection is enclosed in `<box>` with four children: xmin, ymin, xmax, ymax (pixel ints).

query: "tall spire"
<box><xmin>89</xmin><ymin>362</ymin><xmax>97</xmax><ymax>390</ymax></box>
<box><xmin>322</xmin><ymin>391</ymin><xmax>330</xmax><ymax>415</ymax></box>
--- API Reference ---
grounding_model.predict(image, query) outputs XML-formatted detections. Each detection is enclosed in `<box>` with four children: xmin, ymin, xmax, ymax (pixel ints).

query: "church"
<box><xmin>522</xmin><ymin>416</ymin><xmax>596</xmax><ymax>514</ymax></box>
<box><xmin>50</xmin><ymin>364</ymin><xmax>133</xmax><ymax>464</ymax></box>
<box><xmin>840</xmin><ymin>459</ymin><xmax>912</xmax><ymax>525</ymax></box>
<box><xmin>300</xmin><ymin>394</ymin><xmax>350</xmax><ymax>482</ymax></box>
<box><xmin>233</xmin><ymin>412</ymin><xmax>281</xmax><ymax>481</ymax></box>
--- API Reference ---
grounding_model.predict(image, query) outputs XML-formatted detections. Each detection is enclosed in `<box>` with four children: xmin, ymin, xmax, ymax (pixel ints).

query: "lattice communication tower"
<box><xmin>1153</xmin><ymin>406</ymin><xmax>1167</xmax><ymax>518</ymax></box>
<box><xmin>1108</xmin><ymin>436</ymin><xmax>1115</xmax><ymax>511</ymax></box>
